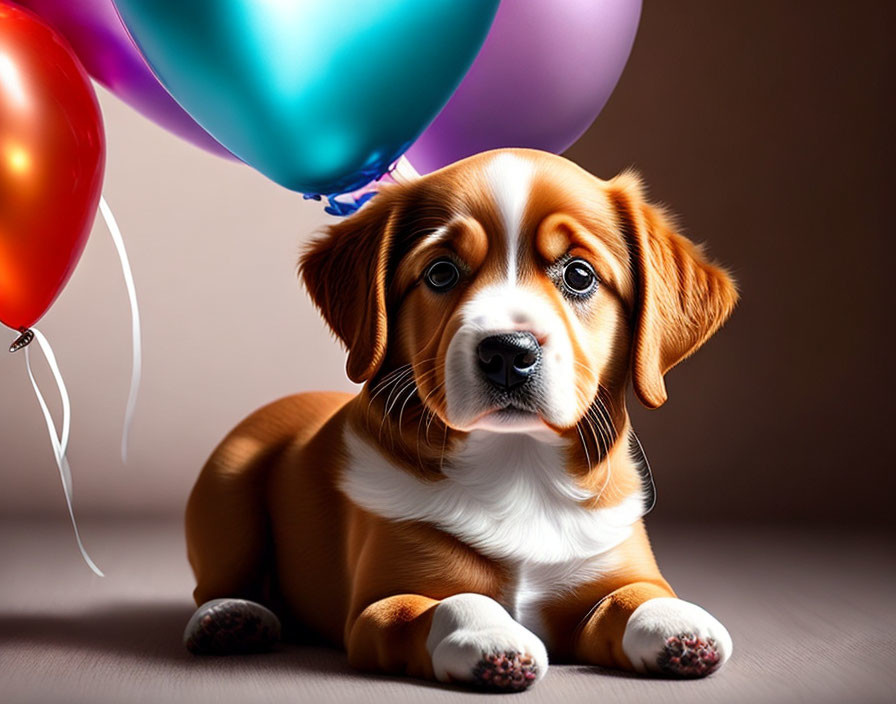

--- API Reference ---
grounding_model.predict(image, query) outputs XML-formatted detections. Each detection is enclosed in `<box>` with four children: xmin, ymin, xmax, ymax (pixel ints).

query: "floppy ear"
<box><xmin>609</xmin><ymin>172</ymin><xmax>739</xmax><ymax>409</ymax></box>
<box><xmin>300</xmin><ymin>192</ymin><xmax>400</xmax><ymax>383</ymax></box>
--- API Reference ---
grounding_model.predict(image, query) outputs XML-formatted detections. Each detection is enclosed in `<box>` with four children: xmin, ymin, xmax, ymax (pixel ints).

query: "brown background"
<box><xmin>1</xmin><ymin>0</ymin><xmax>893</xmax><ymax>526</ymax></box>
<box><xmin>567</xmin><ymin>0</ymin><xmax>896</xmax><ymax>526</ymax></box>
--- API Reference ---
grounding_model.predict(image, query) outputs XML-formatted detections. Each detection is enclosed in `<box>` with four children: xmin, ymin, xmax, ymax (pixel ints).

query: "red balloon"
<box><xmin>0</xmin><ymin>2</ymin><xmax>104</xmax><ymax>332</ymax></box>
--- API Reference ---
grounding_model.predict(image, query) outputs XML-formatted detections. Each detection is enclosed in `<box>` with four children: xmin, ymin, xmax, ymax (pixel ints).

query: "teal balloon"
<box><xmin>113</xmin><ymin>0</ymin><xmax>499</xmax><ymax>194</ymax></box>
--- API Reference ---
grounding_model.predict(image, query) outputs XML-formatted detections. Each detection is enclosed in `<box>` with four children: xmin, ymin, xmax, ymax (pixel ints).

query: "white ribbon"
<box><xmin>24</xmin><ymin>327</ymin><xmax>103</xmax><ymax>576</ymax></box>
<box><xmin>391</xmin><ymin>155</ymin><xmax>421</xmax><ymax>184</ymax></box>
<box><xmin>100</xmin><ymin>196</ymin><xmax>142</xmax><ymax>463</ymax></box>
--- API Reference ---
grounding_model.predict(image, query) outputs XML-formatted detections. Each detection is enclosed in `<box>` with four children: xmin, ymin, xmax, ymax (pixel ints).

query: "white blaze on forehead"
<box><xmin>485</xmin><ymin>153</ymin><xmax>535</xmax><ymax>282</ymax></box>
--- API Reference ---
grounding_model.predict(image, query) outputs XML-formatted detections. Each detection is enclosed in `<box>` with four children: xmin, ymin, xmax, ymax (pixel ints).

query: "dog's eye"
<box><xmin>562</xmin><ymin>258</ymin><xmax>598</xmax><ymax>297</ymax></box>
<box><xmin>424</xmin><ymin>259</ymin><xmax>460</xmax><ymax>292</ymax></box>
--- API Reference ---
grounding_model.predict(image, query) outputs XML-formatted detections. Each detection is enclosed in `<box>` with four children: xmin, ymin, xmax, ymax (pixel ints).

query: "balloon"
<box><xmin>0</xmin><ymin>3</ymin><xmax>105</xmax><ymax>331</ymax></box>
<box><xmin>406</xmin><ymin>0</ymin><xmax>642</xmax><ymax>174</ymax></box>
<box><xmin>112</xmin><ymin>0</ymin><xmax>499</xmax><ymax>195</ymax></box>
<box><xmin>11</xmin><ymin>0</ymin><xmax>230</xmax><ymax>158</ymax></box>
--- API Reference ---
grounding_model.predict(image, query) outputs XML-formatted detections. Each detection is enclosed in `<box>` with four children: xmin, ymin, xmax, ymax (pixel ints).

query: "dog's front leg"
<box><xmin>346</xmin><ymin>594</ymin><xmax>438</xmax><ymax>679</ymax></box>
<box><xmin>347</xmin><ymin>593</ymin><xmax>548</xmax><ymax>691</ymax></box>
<box><xmin>574</xmin><ymin>581</ymin><xmax>733</xmax><ymax>677</ymax></box>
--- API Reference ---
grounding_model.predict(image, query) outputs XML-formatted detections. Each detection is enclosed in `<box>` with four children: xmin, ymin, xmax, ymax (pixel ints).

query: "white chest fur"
<box><xmin>340</xmin><ymin>428</ymin><xmax>645</xmax><ymax>635</ymax></box>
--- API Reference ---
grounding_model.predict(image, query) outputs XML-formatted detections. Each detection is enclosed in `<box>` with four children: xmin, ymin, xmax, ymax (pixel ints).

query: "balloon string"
<box><xmin>99</xmin><ymin>196</ymin><xmax>142</xmax><ymax>463</ymax></box>
<box><xmin>391</xmin><ymin>155</ymin><xmax>421</xmax><ymax>184</ymax></box>
<box><xmin>24</xmin><ymin>327</ymin><xmax>104</xmax><ymax>577</ymax></box>
<box><xmin>27</xmin><ymin>327</ymin><xmax>72</xmax><ymax>463</ymax></box>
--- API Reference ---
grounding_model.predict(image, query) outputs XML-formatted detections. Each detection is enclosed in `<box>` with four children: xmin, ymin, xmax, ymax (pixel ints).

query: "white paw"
<box><xmin>426</xmin><ymin>593</ymin><xmax>548</xmax><ymax>691</ymax></box>
<box><xmin>622</xmin><ymin>597</ymin><xmax>732</xmax><ymax>677</ymax></box>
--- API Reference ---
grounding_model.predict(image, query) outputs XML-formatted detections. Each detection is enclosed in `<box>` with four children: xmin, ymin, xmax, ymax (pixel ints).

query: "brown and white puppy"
<box><xmin>184</xmin><ymin>149</ymin><xmax>738</xmax><ymax>691</ymax></box>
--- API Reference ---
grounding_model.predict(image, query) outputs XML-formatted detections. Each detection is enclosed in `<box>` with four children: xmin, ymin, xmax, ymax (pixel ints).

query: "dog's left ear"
<box><xmin>300</xmin><ymin>191</ymin><xmax>400</xmax><ymax>383</ymax></box>
<box><xmin>609</xmin><ymin>172</ymin><xmax>739</xmax><ymax>409</ymax></box>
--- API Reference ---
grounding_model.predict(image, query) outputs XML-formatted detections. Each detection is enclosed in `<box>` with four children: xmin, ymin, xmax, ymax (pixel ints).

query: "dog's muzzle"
<box><xmin>476</xmin><ymin>332</ymin><xmax>541</xmax><ymax>391</ymax></box>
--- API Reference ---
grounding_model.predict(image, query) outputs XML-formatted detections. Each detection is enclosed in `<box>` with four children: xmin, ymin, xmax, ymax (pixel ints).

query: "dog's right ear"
<box><xmin>300</xmin><ymin>191</ymin><xmax>400</xmax><ymax>383</ymax></box>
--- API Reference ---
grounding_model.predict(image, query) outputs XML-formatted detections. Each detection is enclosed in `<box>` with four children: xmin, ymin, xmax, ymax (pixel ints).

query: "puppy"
<box><xmin>184</xmin><ymin>149</ymin><xmax>738</xmax><ymax>690</ymax></box>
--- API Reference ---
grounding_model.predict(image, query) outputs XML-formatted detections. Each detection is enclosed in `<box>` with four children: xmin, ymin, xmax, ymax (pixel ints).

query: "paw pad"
<box><xmin>657</xmin><ymin>632</ymin><xmax>720</xmax><ymax>678</ymax></box>
<box><xmin>184</xmin><ymin>598</ymin><xmax>281</xmax><ymax>655</ymax></box>
<box><xmin>472</xmin><ymin>651</ymin><xmax>539</xmax><ymax>692</ymax></box>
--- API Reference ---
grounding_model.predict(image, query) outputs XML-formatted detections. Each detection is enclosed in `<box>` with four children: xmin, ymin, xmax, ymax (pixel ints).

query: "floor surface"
<box><xmin>1</xmin><ymin>518</ymin><xmax>893</xmax><ymax>703</ymax></box>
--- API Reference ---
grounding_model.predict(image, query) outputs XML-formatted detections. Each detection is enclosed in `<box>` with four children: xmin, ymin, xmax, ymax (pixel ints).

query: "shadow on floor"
<box><xmin>0</xmin><ymin>601</ymin><xmax>664</xmax><ymax>690</ymax></box>
<box><xmin>0</xmin><ymin>601</ymin><xmax>367</xmax><ymax>680</ymax></box>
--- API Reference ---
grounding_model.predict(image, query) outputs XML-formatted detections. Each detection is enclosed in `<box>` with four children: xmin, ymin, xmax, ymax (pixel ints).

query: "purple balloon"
<box><xmin>406</xmin><ymin>0</ymin><xmax>641</xmax><ymax>173</ymax></box>
<box><xmin>13</xmin><ymin>0</ymin><xmax>231</xmax><ymax>158</ymax></box>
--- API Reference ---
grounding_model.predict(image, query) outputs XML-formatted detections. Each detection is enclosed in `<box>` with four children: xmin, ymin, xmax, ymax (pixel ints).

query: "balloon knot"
<box><xmin>324</xmin><ymin>191</ymin><xmax>377</xmax><ymax>216</ymax></box>
<box><xmin>304</xmin><ymin>191</ymin><xmax>378</xmax><ymax>217</ymax></box>
<box><xmin>9</xmin><ymin>328</ymin><xmax>34</xmax><ymax>353</ymax></box>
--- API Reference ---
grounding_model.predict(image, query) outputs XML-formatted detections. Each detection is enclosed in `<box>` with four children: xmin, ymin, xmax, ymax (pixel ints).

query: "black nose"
<box><xmin>477</xmin><ymin>332</ymin><xmax>541</xmax><ymax>390</ymax></box>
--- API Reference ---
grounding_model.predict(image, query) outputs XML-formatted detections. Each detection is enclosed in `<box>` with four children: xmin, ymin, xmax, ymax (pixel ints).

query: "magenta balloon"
<box><xmin>12</xmin><ymin>0</ymin><xmax>231</xmax><ymax>158</ymax></box>
<box><xmin>406</xmin><ymin>0</ymin><xmax>642</xmax><ymax>174</ymax></box>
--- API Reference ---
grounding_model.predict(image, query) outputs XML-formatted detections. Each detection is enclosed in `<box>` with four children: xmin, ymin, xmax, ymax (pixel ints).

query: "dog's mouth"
<box><xmin>465</xmin><ymin>392</ymin><xmax>551</xmax><ymax>433</ymax></box>
<box><xmin>487</xmin><ymin>383</ymin><xmax>541</xmax><ymax>412</ymax></box>
<box><xmin>470</xmin><ymin>408</ymin><xmax>548</xmax><ymax>433</ymax></box>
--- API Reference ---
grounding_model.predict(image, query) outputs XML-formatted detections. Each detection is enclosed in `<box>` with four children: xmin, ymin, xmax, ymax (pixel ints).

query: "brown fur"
<box><xmin>186</xmin><ymin>149</ymin><xmax>737</xmax><ymax>679</ymax></box>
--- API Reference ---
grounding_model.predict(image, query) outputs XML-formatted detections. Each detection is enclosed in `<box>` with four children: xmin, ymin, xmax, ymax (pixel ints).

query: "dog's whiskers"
<box><xmin>571</xmin><ymin>360</ymin><xmax>600</xmax><ymax>389</ymax></box>
<box><xmin>367</xmin><ymin>358</ymin><xmax>437</xmax><ymax>413</ymax></box>
<box><xmin>425</xmin><ymin>392</ymin><xmax>443</xmax><ymax>437</ymax></box>
<box><xmin>571</xmin><ymin>386</ymin><xmax>622</xmax><ymax>506</ymax></box>
<box><xmin>415</xmin><ymin>377</ymin><xmax>446</xmax><ymax>467</ymax></box>
<box><xmin>574</xmin><ymin>389</ymin><xmax>604</xmax><ymax>461</ymax></box>
<box><xmin>368</xmin><ymin>364</ymin><xmax>413</xmax><ymax>397</ymax></box>
<box><xmin>367</xmin><ymin>367</ymin><xmax>413</xmax><ymax>420</ymax></box>
<box><xmin>380</xmin><ymin>375</ymin><xmax>417</xmax><ymax>447</ymax></box>
<box><xmin>397</xmin><ymin>368</ymin><xmax>438</xmax><ymax>432</ymax></box>
<box><xmin>575</xmin><ymin>423</ymin><xmax>591</xmax><ymax>473</ymax></box>
<box><xmin>590</xmin><ymin>389</ymin><xmax>621</xmax><ymax>504</ymax></box>
<box><xmin>371</xmin><ymin>371</ymin><xmax>413</xmax><ymax>436</ymax></box>
<box><xmin>372</xmin><ymin>364</ymin><xmax>440</xmax><ymax>452</ymax></box>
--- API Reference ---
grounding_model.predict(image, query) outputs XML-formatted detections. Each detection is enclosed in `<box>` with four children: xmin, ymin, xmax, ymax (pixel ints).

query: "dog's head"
<box><xmin>301</xmin><ymin>150</ymin><xmax>737</xmax><ymax>439</ymax></box>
